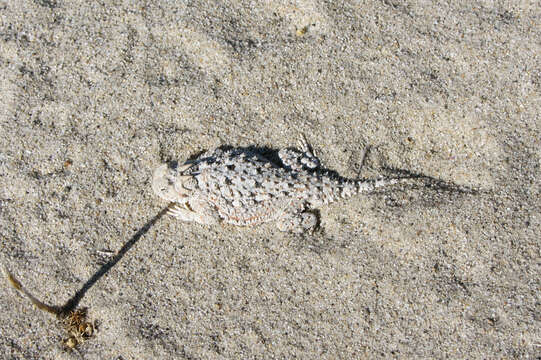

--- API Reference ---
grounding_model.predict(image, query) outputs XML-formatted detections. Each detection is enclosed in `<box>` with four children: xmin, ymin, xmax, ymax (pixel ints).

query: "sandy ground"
<box><xmin>0</xmin><ymin>0</ymin><xmax>539</xmax><ymax>359</ymax></box>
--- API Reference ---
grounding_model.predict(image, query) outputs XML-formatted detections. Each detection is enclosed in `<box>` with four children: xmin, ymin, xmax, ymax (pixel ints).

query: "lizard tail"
<box><xmin>334</xmin><ymin>177</ymin><xmax>408</xmax><ymax>199</ymax></box>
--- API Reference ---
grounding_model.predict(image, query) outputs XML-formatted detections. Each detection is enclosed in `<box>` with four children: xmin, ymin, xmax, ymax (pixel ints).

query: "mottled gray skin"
<box><xmin>153</xmin><ymin>141</ymin><xmax>402</xmax><ymax>233</ymax></box>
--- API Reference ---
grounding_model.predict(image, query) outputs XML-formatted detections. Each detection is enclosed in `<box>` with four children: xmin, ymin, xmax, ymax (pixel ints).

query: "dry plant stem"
<box><xmin>4</xmin><ymin>268</ymin><xmax>62</xmax><ymax>316</ymax></box>
<box><xmin>4</xmin><ymin>268</ymin><xmax>94</xmax><ymax>349</ymax></box>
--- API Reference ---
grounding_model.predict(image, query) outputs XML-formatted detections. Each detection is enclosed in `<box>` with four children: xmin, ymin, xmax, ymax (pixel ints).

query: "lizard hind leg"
<box><xmin>278</xmin><ymin>135</ymin><xmax>321</xmax><ymax>171</ymax></box>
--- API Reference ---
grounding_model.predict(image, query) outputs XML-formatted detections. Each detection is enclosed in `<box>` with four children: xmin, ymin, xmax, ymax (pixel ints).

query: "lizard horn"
<box><xmin>178</xmin><ymin>163</ymin><xmax>193</xmax><ymax>173</ymax></box>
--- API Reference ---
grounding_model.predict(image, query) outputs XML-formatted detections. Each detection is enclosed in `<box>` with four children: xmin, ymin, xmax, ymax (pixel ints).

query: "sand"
<box><xmin>0</xmin><ymin>0</ymin><xmax>539</xmax><ymax>358</ymax></box>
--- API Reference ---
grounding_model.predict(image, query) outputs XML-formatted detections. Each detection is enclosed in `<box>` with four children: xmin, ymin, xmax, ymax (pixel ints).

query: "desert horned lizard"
<box><xmin>153</xmin><ymin>137</ymin><xmax>413</xmax><ymax>233</ymax></box>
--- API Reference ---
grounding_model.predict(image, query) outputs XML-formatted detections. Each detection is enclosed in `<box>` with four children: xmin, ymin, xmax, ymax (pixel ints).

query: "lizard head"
<box><xmin>152</xmin><ymin>162</ymin><xmax>197</xmax><ymax>203</ymax></box>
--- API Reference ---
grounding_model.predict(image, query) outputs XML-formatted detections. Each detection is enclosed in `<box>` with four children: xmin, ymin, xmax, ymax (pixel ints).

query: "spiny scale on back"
<box><xmin>152</xmin><ymin>137</ymin><xmax>408</xmax><ymax>233</ymax></box>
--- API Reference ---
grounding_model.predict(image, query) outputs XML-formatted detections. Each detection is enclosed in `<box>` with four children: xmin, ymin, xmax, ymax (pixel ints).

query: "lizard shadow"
<box><xmin>180</xmin><ymin>145</ymin><xmax>344</xmax><ymax>179</ymax></box>
<box><xmin>183</xmin><ymin>146</ymin><xmax>479</xmax><ymax>195</ymax></box>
